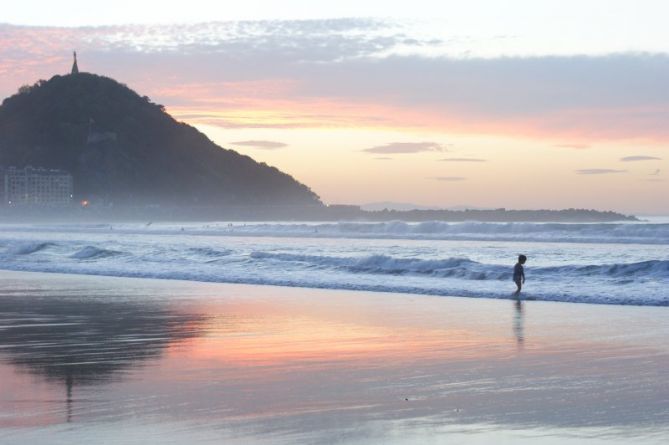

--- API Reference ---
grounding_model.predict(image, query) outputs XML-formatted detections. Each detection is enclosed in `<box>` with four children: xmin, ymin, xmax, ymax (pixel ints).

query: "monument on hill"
<box><xmin>71</xmin><ymin>51</ymin><xmax>79</xmax><ymax>75</ymax></box>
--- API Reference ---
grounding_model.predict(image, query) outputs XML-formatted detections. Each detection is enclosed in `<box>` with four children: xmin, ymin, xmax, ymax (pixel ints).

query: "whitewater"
<box><xmin>0</xmin><ymin>220</ymin><xmax>668</xmax><ymax>306</ymax></box>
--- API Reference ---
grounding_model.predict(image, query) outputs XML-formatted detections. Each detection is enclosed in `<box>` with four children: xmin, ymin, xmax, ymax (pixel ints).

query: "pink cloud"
<box><xmin>2</xmin><ymin>22</ymin><xmax>669</xmax><ymax>143</ymax></box>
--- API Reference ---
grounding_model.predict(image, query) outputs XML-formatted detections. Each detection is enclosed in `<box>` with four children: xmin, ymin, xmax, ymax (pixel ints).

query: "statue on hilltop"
<box><xmin>71</xmin><ymin>51</ymin><xmax>79</xmax><ymax>75</ymax></box>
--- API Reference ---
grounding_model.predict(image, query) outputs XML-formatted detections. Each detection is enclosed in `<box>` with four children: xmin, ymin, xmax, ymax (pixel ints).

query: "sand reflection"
<box><xmin>1</xmin><ymin>275</ymin><xmax>668</xmax><ymax>444</ymax></box>
<box><xmin>0</xmin><ymin>295</ymin><xmax>204</xmax><ymax>426</ymax></box>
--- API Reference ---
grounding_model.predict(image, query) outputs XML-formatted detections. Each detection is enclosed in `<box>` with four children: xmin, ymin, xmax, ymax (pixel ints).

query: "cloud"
<box><xmin>576</xmin><ymin>169</ymin><xmax>627</xmax><ymax>175</ymax></box>
<box><xmin>3</xmin><ymin>21</ymin><xmax>669</xmax><ymax>140</ymax></box>
<box><xmin>230</xmin><ymin>140</ymin><xmax>288</xmax><ymax>149</ymax></box>
<box><xmin>363</xmin><ymin>142</ymin><xmax>445</xmax><ymax>154</ymax></box>
<box><xmin>620</xmin><ymin>155</ymin><xmax>662</xmax><ymax>162</ymax></box>
<box><xmin>651</xmin><ymin>169</ymin><xmax>661</xmax><ymax>176</ymax></box>
<box><xmin>431</xmin><ymin>176</ymin><xmax>467</xmax><ymax>181</ymax></box>
<box><xmin>438</xmin><ymin>157</ymin><xmax>486</xmax><ymax>162</ymax></box>
<box><xmin>374</xmin><ymin>157</ymin><xmax>393</xmax><ymax>160</ymax></box>
<box><xmin>554</xmin><ymin>143</ymin><xmax>590</xmax><ymax>149</ymax></box>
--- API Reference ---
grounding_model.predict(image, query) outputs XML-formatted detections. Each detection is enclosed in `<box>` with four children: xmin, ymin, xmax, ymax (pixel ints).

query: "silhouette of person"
<box><xmin>513</xmin><ymin>254</ymin><xmax>527</xmax><ymax>296</ymax></box>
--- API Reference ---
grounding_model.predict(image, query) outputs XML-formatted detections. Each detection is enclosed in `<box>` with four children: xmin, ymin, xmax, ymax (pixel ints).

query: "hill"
<box><xmin>0</xmin><ymin>73</ymin><xmax>322</xmax><ymax>207</ymax></box>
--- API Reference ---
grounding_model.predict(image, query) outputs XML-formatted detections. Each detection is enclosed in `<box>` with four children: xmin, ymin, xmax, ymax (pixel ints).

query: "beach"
<box><xmin>3</xmin><ymin>3</ymin><xmax>669</xmax><ymax>443</ymax></box>
<box><xmin>1</xmin><ymin>270</ymin><xmax>667</xmax><ymax>444</ymax></box>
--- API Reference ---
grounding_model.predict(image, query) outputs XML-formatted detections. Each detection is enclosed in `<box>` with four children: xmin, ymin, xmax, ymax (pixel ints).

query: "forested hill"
<box><xmin>0</xmin><ymin>73</ymin><xmax>322</xmax><ymax>207</ymax></box>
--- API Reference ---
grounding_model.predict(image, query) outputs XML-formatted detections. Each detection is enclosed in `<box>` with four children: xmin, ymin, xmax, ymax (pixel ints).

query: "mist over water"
<box><xmin>0</xmin><ymin>221</ymin><xmax>668</xmax><ymax>306</ymax></box>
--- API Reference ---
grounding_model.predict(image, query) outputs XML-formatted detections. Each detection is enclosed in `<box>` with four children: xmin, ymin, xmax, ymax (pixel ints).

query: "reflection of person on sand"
<box><xmin>513</xmin><ymin>254</ymin><xmax>527</xmax><ymax>296</ymax></box>
<box><xmin>513</xmin><ymin>299</ymin><xmax>524</xmax><ymax>349</ymax></box>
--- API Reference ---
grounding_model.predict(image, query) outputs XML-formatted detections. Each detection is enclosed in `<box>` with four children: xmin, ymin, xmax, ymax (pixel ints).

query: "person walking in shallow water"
<box><xmin>513</xmin><ymin>255</ymin><xmax>527</xmax><ymax>297</ymax></box>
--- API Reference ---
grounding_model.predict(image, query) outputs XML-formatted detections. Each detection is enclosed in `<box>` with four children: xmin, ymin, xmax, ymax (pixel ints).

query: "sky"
<box><xmin>1</xmin><ymin>1</ymin><xmax>667</xmax><ymax>213</ymax></box>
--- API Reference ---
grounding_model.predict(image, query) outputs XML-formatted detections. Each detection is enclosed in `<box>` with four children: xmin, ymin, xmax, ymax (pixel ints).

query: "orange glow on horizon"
<box><xmin>165</xmin><ymin>101</ymin><xmax>669</xmax><ymax>144</ymax></box>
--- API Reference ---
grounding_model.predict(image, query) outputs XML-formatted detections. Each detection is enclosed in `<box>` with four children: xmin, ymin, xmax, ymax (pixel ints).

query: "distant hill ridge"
<box><xmin>0</xmin><ymin>72</ymin><xmax>322</xmax><ymax>207</ymax></box>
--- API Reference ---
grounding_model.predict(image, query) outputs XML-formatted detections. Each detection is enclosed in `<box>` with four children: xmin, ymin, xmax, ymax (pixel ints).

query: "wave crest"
<box><xmin>250</xmin><ymin>251</ymin><xmax>669</xmax><ymax>281</ymax></box>
<box><xmin>71</xmin><ymin>246</ymin><xmax>123</xmax><ymax>260</ymax></box>
<box><xmin>219</xmin><ymin>221</ymin><xmax>669</xmax><ymax>244</ymax></box>
<box><xmin>7</xmin><ymin>242</ymin><xmax>55</xmax><ymax>255</ymax></box>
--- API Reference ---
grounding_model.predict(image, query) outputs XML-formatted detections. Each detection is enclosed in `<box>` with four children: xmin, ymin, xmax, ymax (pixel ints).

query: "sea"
<box><xmin>0</xmin><ymin>219</ymin><xmax>668</xmax><ymax>306</ymax></box>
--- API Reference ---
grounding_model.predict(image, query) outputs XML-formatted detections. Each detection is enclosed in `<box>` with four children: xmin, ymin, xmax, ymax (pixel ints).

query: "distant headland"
<box><xmin>0</xmin><ymin>54</ymin><xmax>321</xmax><ymax>208</ymax></box>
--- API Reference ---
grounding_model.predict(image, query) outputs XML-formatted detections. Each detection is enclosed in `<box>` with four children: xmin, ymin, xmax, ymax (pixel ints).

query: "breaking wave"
<box><xmin>2</xmin><ymin>221</ymin><xmax>669</xmax><ymax>244</ymax></box>
<box><xmin>231</xmin><ymin>221</ymin><xmax>669</xmax><ymax>244</ymax></box>
<box><xmin>250</xmin><ymin>251</ymin><xmax>669</xmax><ymax>281</ymax></box>
<box><xmin>250</xmin><ymin>252</ymin><xmax>510</xmax><ymax>280</ymax></box>
<box><xmin>187</xmin><ymin>247</ymin><xmax>233</xmax><ymax>258</ymax></box>
<box><xmin>70</xmin><ymin>246</ymin><xmax>124</xmax><ymax>260</ymax></box>
<box><xmin>0</xmin><ymin>227</ymin><xmax>667</xmax><ymax>306</ymax></box>
<box><xmin>7</xmin><ymin>242</ymin><xmax>55</xmax><ymax>255</ymax></box>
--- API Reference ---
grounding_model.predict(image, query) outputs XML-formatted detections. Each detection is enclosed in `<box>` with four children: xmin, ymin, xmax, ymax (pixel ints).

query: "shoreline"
<box><xmin>0</xmin><ymin>267</ymin><xmax>666</xmax><ymax>308</ymax></box>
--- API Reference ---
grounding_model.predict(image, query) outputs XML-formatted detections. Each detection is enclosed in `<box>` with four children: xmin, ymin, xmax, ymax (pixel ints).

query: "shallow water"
<box><xmin>0</xmin><ymin>221</ymin><xmax>668</xmax><ymax>305</ymax></box>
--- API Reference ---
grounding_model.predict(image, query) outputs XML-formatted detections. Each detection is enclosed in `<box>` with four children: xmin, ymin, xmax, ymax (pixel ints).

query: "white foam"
<box><xmin>3</xmin><ymin>221</ymin><xmax>668</xmax><ymax>244</ymax></box>
<box><xmin>0</xmin><ymin>233</ymin><xmax>667</xmax><ymax>306</ymax></box>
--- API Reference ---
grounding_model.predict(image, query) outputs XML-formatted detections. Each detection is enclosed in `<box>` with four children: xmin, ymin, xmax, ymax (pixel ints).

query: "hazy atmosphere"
<box><xmin>2</xmin><ymin>0</ymin><xmax>667</xmax><ymax>213</ymax></box>
<box><xmin>2</xmin><ymin>3</ymin><xmax>668</xmax><ymax>445</ymax></box>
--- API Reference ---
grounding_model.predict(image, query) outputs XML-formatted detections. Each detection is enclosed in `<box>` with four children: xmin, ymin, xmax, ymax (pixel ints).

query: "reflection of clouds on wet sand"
<box><xmin>1</xmin><ymin>272</ymin><xmax>668</xmax><ymax>443</ymax></box>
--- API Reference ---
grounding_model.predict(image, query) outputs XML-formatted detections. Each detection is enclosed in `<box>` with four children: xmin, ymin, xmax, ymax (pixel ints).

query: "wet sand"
<box><xmin>0</xmin><ymin>270</ymin><xmax>667</xmax><ymax>444</ymax></box>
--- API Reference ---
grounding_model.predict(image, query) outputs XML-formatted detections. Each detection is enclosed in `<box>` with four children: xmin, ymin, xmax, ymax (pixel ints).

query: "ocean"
<box><xmin>0</xmin><ymin>219</ymin><xmax>668</xmax><ymax>306</ymax></box>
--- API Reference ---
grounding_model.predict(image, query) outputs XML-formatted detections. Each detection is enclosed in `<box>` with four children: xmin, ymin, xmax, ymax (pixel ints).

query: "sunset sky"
<box><xmin>1</xmin><ymin>0</ymin><xmax>667</xmax><ymax>213</ymax></box>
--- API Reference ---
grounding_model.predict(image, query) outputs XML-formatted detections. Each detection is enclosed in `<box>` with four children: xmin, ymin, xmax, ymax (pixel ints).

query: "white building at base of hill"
<box><xmin>4</xmin><ymin>167</ymin><xmax>73</xmax><ymax>206</ymax></box>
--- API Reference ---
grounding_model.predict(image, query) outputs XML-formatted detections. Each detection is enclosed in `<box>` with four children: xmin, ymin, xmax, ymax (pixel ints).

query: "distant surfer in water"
<box><xmin>513</xmin><ymin>255</ymin><xmax>527</xmax><ymax>297</ymax></box>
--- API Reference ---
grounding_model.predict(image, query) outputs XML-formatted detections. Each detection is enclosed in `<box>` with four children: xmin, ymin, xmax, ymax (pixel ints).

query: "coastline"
<box><xmin>0</xmin><ymin>264</ymin><xmax>665</xmax><ymax>307</ymax></box>
<box><xmin>1</xmin><ymin>270</ymin><xmax>667</xmax><ymax>444</ymax></box>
